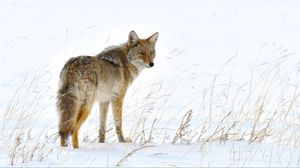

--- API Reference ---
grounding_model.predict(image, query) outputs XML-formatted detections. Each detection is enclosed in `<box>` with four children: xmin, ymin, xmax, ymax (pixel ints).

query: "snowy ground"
<box><xmin>0</xmin><ymin>0</ymin><xmax>300</xmax><ymax>167</ymax></box>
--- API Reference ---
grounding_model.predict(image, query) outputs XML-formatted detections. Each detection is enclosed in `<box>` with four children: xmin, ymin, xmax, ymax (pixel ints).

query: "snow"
<box><xmin>1</xmin><ymin>0</ymin><xmax>300</xmax><ymax>167</ymax></box>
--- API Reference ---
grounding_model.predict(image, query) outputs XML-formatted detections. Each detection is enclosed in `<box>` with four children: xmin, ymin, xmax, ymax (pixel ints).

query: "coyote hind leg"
<box><xmin>72</xmin><ymin>102</ymin><xmax>93</xmax><ymax>148</ymax></box>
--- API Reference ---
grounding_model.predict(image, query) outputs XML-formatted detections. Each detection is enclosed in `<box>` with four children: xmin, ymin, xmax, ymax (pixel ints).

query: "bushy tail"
<box><xmin>57</xmin><ymin>84</ymin><xmax>79</xmax><ymax>146</ymax></box>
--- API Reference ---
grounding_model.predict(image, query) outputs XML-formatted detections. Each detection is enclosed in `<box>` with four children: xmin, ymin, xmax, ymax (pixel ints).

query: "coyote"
<box><xmin>57</xmin><ymin>31</ymin><xmax>159</xmax><ymax>148</ymax></box>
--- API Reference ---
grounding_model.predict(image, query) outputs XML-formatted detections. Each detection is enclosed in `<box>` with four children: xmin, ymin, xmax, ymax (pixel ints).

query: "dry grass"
<box><xmin>172</xmin><ymin>109</ymin><xmax>193</xmax><ymax>144</ymax></box>
<box><xmin>1</xmin><ymin>71</ymin><xmax>57</xmax><ymax>166</ymax></box>
<box><xmin>115</xmin><ymin>143</ymin><xmax>155</xmax><ymax>167</ymax></box>
<box><xmin>0</xmin><ymin>49</ymin><xmax>299</xmax><ymax>166</ymax></box>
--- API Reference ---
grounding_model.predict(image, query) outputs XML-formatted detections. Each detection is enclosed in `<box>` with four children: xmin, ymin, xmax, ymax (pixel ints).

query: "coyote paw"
<box><xmin>98</xmin><ymin>138</ymin><xmax>105</xmax><ymax>143</ymax></box>
<box><xmin>123</xmin><ymin>137</ymin><xmax>132</xmax><ymax>143</ymax></box>
<box><xmin>99</xmin><ymin>135</ymin><xmax>105</xmax><ymax>143</ymax></box>
<box><xmin>73</xmin><ymin>144</ymin><xmax>79</xmax><ymax>149</ymax></box>
<box><xmin>118</xmin><ymin>136</ymin><xmax>132</xmax><ymax>143</ymax></box>
<box><xmin>61</xmin><ymin>143</ymin><xmax>68</xmax><ymax>147</ymax></box>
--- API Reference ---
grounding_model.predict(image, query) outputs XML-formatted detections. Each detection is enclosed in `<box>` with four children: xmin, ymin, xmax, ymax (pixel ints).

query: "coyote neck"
<box><xmin>123</xmin><ymin>60</ymin><xmax>140</xmax><ymax>83</ymax></box>
<box><xmin>97</xmin><ymin>43</ymin><xmax>142</xmax><ymax>82</ymax></box>
<box><xmin>120</xmin><ymin>49</ymin><xmax>140</xmax><ymax>84</ymax></box>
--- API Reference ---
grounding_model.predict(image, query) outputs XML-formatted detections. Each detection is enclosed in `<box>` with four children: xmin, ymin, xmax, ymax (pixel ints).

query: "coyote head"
<box><xmin>127</xmin><ymin>31</ymin><xmax>159</xmax><ymax>69</ymax></box>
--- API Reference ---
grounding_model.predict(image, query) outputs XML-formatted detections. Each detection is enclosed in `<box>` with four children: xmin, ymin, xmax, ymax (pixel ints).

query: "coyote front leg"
<box><xmin>99</xmin><ymin>101</ymin><xmax>109</xmax><ymax>143</ymax></box>
<box><xmin>112</xmin><ymin>96</ymin><xmax>131</xmax><ymax>142</ymax></box>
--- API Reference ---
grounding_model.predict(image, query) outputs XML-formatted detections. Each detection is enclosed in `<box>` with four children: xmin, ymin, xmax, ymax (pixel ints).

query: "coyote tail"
<box><xmin>57</xmin><ymin>83</ymin><xmax>79</xmax><ymax>144</ymax></box>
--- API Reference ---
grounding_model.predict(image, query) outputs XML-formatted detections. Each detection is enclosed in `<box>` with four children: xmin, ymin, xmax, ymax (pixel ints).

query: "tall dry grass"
<box><xmin>0</xmin><ymin>71</ymin><xmax>57</xmax><ymax>165</ymax></box>
<box><xmin>0</xmin><ymin>49</ymin><xmax>299</xmax><ymax>166</ymax></box>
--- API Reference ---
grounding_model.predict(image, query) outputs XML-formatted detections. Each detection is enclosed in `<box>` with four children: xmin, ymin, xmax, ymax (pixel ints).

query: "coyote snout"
<box><xmin>57</xmin><ymin>31</ymin><xmax>159</xmax><ymax>148</ymax></box>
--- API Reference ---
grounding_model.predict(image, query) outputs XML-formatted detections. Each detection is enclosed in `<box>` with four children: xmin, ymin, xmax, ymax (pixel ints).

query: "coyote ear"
<box><xmin>128</xmin><ymin>30</ymin><xmax>139</xmax><ymax>46</ymax></box>
<box><xmin>148</xmin><ymin>32</ymin><xmax>159</xmax><ymax>45</ymax></box>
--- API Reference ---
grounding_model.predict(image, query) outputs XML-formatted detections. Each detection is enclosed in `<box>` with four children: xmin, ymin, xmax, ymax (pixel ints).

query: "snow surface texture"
<box><xmin>0</xmin><ymin>0</ymin><xmax>300</xmax><ymax>167</ymax></box>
